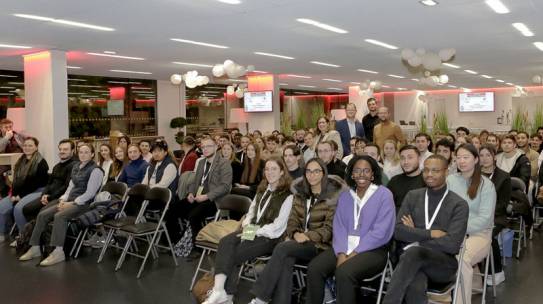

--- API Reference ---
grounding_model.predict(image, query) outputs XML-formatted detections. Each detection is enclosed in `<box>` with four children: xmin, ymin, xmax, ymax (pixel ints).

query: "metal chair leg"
<box><xmin>97</xmin><ymin>229</ymin><xmax>115</xmax><ymax>263</ymax></box>
<box><xmin>137</xmin><ymin>229</ymin><xmax>161</xmax><ymax>278</ymax></box>
<box><xmin>163</xmin><ymin>225</ymin><xmax>178</xmax><ymax>267</ymax></box>
<box><xmin>190</xmin><ymin>249</ymin><xmax>208</xmax><ymax>290</ymax></box>
<box><xmin>74</xmin><ymin>227</ymin><xmax>89</xmax><ymax>258</ymax></box>
<box><xmin>70</xmin><ymin>230</ymin><xmax>83</xmax><ymax>257</ymax></box>
<box><xmin>490</xmin><ymin>249</ymin><xmax>496</xmax><ymax>298</ymax></box>
<box><xmin>115</xmin><ymin>235</ymin><xmax>133</xmax><ymax>271</ymax></box>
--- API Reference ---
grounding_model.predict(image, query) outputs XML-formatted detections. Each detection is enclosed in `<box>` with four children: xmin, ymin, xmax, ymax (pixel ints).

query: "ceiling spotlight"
<box><xmin>419</xmin><ymin>0</ymin><xmax>438</xmax><ymax>6</ymax></box>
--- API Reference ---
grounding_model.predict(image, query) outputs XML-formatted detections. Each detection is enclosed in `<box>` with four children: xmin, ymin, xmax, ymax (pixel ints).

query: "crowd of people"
<box><xmin>0</xmin><ymin>95</ymin><xmax>542</xmax><ymax>304</ymax></box>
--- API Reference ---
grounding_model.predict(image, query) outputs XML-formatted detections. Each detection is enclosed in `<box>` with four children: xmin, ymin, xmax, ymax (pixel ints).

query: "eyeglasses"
<box><xmin>352</xmin><ymin>168</ymin><xmax>372</xmax><ymax>176</ymax></box>
<box><xmin>422</xmin><ymin>168</ymin><xmax>444</xmax><ymax>174</ymax></box>
<box><xmin>305</xmin><ymin>169</ymin><xmax>323</xmax><ymax>175</ymax></box>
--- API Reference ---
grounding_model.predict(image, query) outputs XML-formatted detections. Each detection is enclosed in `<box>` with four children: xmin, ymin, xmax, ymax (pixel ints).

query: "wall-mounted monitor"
<box><xmin>459</xmin><ymin>92</ymin><xmax>494</xmax><ymax>112</ymax></box>
<box><xmin>244</xmin><ymin>91</ymin><xmax>273</xmax><ymax>112</ymax></box>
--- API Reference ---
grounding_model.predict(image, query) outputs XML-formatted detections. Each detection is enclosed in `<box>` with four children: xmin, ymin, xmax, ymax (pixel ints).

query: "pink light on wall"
<box><xmin>109</xmin><ymin>87</ymin><xmax>125</xmax><ymax>100</ymax></box>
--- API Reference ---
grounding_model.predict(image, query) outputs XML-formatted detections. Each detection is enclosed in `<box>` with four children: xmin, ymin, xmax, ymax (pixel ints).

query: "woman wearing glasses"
<box><xmin>248</xmin><ymin>158</ymin><xmax>347</xmax><ymax>304</ymax></box>
<box><xmin>306</xmin><ymin>155</ymin><xmax>395</xmax><ymax>304</ymax></box>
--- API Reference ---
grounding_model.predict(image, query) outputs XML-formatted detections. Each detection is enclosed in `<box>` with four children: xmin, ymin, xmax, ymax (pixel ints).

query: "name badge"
<box><xmin>241</xmin><ymin>224</ymin><xmax>259</xmax><ymax>241</ymax></box>
<box><xmin>347</xmin><ymin>235</ymin><xmax>360</xmax><ymax>255</ymax></box>
<box><xmin>196</xmin><ymin>186</ymin><xmax>204</xmax><ymax>196</ymax></box>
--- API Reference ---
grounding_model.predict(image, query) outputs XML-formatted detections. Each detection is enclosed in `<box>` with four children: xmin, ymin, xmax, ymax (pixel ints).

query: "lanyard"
<box><xmin>256</xmin><ymin>190</ymin><xmax>273</xmax><ymax>222</ymax></box>
<box><xmin>350</xmin><ymin>185</ymin><xmax>378</xmax><ymax>230</ymax></box>
<box><xmin>200</xmin><ymin>161</ymin><xmax>212</xmax><ymax>185</ymax></box>
<box><xmin>424</xmin><ymin>188</ymin><xmax>449</xmax><ymax>230</ymax></box>
<box><xmin>304</xmin><ymin>197</ymin><xmax>316</xmax><ymax>231</ymax></box>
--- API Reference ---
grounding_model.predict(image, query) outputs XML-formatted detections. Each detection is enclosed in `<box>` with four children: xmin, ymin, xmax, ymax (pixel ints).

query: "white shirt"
<box><xmin>347</xmin><ymin>119</ymin><xmax>357</xmax><ymax>138</ymax></box>
<box><xmin>242</xmin><ymin>189</ymin><xmax>294</xmax><ymax>239</ymax></box>
<box><xmin>142</xmin><ymin>162</ymin><xmax>177</xmax><ymax>188</ymax></box>
<box><xmin>342</xmin><ymin>154</ymin><xmax>354</xmax><ymax>166</ymax></box>
<box><xmin>496</xmin><ymin>150</ymin><xmax>522</xmax><ymax>173</ymax></box>
<box><xmin>419</xmin><ymin>150</ymin><xmax>433</xmax><ymax>169</ymax></box>
<box><xmin>100</xmin><ymin>159</ymin><xmax>113</xmax><ymax>186</ymax></box>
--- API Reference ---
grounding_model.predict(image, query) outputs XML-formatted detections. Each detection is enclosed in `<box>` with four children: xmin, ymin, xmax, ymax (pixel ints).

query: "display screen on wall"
<box><xmin>107</xmin><ymin>100</ymin><xmax>124</xmax><ymax>116</ymax></box>
<box><xmin>244</xmin><ymin>91</ymin><xmax>273</xmax><ymax>112</ymax></box>
<box><xmin>458</xmin><ymin>92</ymin><xmax>494</xmax><ymax>112</ymax></box>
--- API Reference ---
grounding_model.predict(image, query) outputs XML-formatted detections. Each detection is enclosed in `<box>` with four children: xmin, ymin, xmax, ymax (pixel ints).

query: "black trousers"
<box><xmin>251</xmin><ymin>240</ymin><xmax>320</xmax><ymax>304</ymax></box>
<box><xmin>491</xmin><ymin>224</ymin><xmax>504</xmax><ymax>273</ymax></box>
<box><xmin>382</xmin><ymin>246</ymin><xmax>458</xmax><ymax>304</ymax></box>
<box><xmin>214</xmin><ymin>232</ymin><xmax>279</xmax><ymax>295</ymax></box>
<box><xmin>22</xmin><ymin>196</ymin><xmax>45</xmax><ymax>222</ymax></box>
<box><xmin>306</xmin><ymin>247</ymin><xmax>388</xmax><ymax>304</ymax></box>
<box><xmin>165</xmin><ymin>198</ymin><xmax>217</xmax><ymax>243</ymax></box>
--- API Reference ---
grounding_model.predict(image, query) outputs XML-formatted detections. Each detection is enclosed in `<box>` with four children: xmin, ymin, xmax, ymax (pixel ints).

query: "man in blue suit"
<box><xmin>335</xmin><ymin>103</ymin><xmax>365</xmax><ymax>156</ymax></box>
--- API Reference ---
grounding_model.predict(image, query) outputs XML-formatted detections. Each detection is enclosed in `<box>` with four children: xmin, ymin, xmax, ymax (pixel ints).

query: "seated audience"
<box><xmin>383</xmin><ymin>155</ymin><xmax>469</xmax><ymax>304</ymax></box>
<box><xmin>303</xmin><ymin>132</ymin><xmax>316</xmax><ymax>162</ymax></box>
<box><xmin>306</xmin><ymin>155</ymin><xmax>395</xmax><ymax>304</ymax></box>
<box><xmin>118</xmin><ymin>144</ymin><xmax>149</xmax><ymax>188</ymax></box>
<box><xmin>117</xmin><ymin>135</ymin><xmax>131</xmax><ymax>151</ymax></box>
<box><xmin>248</xmin><ymin>158</ymin><xmax>345</xmax><ymax>304</ymax></box>
<box><xmin>139</xmin><ymin>139</ymin><xmax>152</xmax><ymax>163</ymax></box>
<box><xmin>342</xmin><ymin>136</ymin><xmax>363</xmax><ymax>165</ymax></box>
<box><xmin>0</xmin><ymin>137</ymin><xmax>48</xmax><ymax>242</ymax></box>
<box><xmin>382</xmin><ymin>139</ymin><xmax>403</xmax><ymax>179</ymax></box>
<box><xmin>0</xmin><ymin>118</ymin><xmax>25</xmax><ymax>196</ymax></box>
<box><xmin>221</xmin><ymin>141</ymin><xmax>243</xmax><ymax>184</ymax></box>
<box><xmin>97</xmin><ymin>143</ymin><xmax>114</xmax><ymax>186</ymax></box>
<box><xmin>387</xmin><ymin>145</ymin><xmax>425</xmax><ymax>210</ymax></box>
<box><xmin>479</xmin><ymin>130</ymin><xmax>489</xmax><ymax>144</ymax></box>
<box><xmin>317</xmin><ymin>141</ymin><xmax>346</xmax><ymax>178</ymax></box>
<box><xmin>295</xmin><ymin>129</ymin><xmax>308</xmax><ymax>153</ymax></box>
<box><xmin>468</xmin><ymin>134</ymin><xmax>481</xmax><ymax>150</ymax></box>
<box><xmin>261</xmin><ymin>135</ymin><xmax>281</xmax><ymax>160</ymax></box>
<box><xmin>496</xmin><ymin>134</ymin><xmax>531</xmax><ymax>190</ymax></box>
<box><xmin>435</xmin><ymin>138</ymin><xmax>457</xmax><ymax>173</ymax></box>
<box><xmin>363</xmin><ymin>143</ymin><xmax>389</xmax><ymax>185</ymax></box>
<box><xmin>202</xmin><ymin>157</ymin><xmax>293</xmax><ymax>304</ymax></box>
<box><xmin>19</xmin><ymin>143</ymin><xmax>104</xmax><ymax>266</ymax></box>
<box><xmin>142</xmin><ymin>139</ymin><xmax>178</xmax><ymax>193</ymax></box>
<box><xmin>111</xmin><ymin>146</ymin><xmax>127</xmax><ymax>182</ymax></box>
<box><xmin>233</xmin><ymin>143</ymin><xmax>264</xmax><ymax>198</ymax></box>
<box><xmin>486</xmin><ymin>133</ymin><xmax>500</xmax><ymax>150</ymax></box>
<box><xmin>515</xmin><ymin>131</ymin><xmax>539</xmax><ymax>181</ymax></box>
<box><xmin>456</xmin><ymin>126</ymin><xmax>470</xmax><ymax>138</ymax></box>
<box><xmin>314</xmin><ymin>116</ymin><xmax>343</xmax><ymax>159</ymax></box>
<box><xmin>282</xmin><ymin>144</ymin><xmax>304</xmax><ymax>179</ymax></box>
<box><xmin>415</xmin><ymin>133</ymin><xmax>433</xmax><ymax>169</ymax></box>
<box><xmin>235</xmin><ymin>135</ymin><xmax>251</xmax><ymax>163</ymax></box>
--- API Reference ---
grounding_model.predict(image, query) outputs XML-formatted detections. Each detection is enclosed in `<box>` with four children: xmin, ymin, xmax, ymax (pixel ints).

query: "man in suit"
<box><xmin>335</xmin><ymin>103</ymin><xmax>365</xmax><ymax>156</ymax></box>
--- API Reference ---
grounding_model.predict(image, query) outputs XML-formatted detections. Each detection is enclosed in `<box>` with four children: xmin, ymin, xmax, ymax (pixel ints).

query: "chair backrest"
<box><xmin>142</xmin><ymin>187</ymin><xmax>172</xmax><ymax>223</ymax></box>
<box><xmin>122</xmin><ymin>184</ymin><xmax>150</xmax><ymax>216</ymax></box>
<box><xmin>101</xmin><ymin>181</ymin><xmax>129</xmax><ymax>198</ymax></box>
<box><xmin>216</xmin><ymin>194</ymin><xmax>252</xmax><ymax>215</ymax></box>
<box><xmin>511</xmin><ymin>177</ymin><xmax>526</xmax><ymax>193</ymax></box>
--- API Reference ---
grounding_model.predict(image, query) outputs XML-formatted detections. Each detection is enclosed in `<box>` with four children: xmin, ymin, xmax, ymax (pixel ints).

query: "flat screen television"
<box><xmin>244</xmin><ymin>91</ymin><xmax>273</xmax><ymax>112</ymax></box>
<box><xmin>107</xmin><ymin>100</ymin><xmax>124</xmax><ymax>116</ymax></box>
<box><xmin>458</xmin><ymin>92</ymin><xmax>494</xmax><ymax>112</ymax></box>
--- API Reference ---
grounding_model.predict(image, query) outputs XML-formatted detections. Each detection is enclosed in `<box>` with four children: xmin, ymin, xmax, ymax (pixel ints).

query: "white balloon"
<box><xmin>439</xmin><ymin>48</ymin><xmax>454</xmax><ymax>62</ymax></box>
<box><xmin>196</xmin><ymin>76</ymin><xmax>204</xmax><ymax>86</ymax></box>
<box><xmin>226</xmin><ymin>86</ymin><xmax>235</xmax><ymax>95</ymax></box>
<box><xmin>186</xmin><ymin>79</ymin><xmax>197</xmax><ymax>89</ymax></box>
<box><xmin>430</xmin><ymin>76</ymin><xmax>440</xmax><ymax>86</ymax></box>
<box><xmin>224</xmin><ymin>61</ymin><xmax>236</xmax><ymax>75</ymax></box>
<box><xmin>358</xmin><ymin>89</ymin><xmax>365</xmax><ymax>97</ymax></box>
<box><xmin>224</xmin><ymin>60</ymin><xmax>235</xmax><ymax>69</ymax></box>
<box><xmin>235</xmin><ymin>88</ymin><xmax>244</xmax><ymax>98</ymax></box>
<box><xmin>532</xmin><ymin>75</ymin><xmax>542</xmax><ymax>84</ymax></box>
<box><xmin>401</xmin><ymin>48</ymin><xmax>415</xmax><ymax>60</ymax></box>
<box><xmin>416</xmin><ymin>48</ymin><xmax>426</xmax><ymax>56</ymax></box>
<box><xmin>246</xmin><ymin>65</ymin><xmax>255</xmax><ymax>72</ymax></box>
<box><xmin>212</xmin><ymin>64</ymin><xmax>225</xmax><ymax>77</ymax></box>
<box><xmin>202</xmin><ymin>76</ymin><xmax>210</xmax><ymax>85</ymax></box>
<box><xmin>373</xmin><ymin>81</ymin><xmax>382</xmax><ymax>90</ymax></box>
<box><xmin>170</xmin><ymin>74</ymin><xmax>182</xmax><ymax>85</ymax></box>
<box><xmin>236</xmin><ymin>65</ymin><xmax>246</xmax><ymax>77</ymax></box>
<box><xmin>439</xmin><ymin>74</ymin><xmax>449</xmax><ymax>84</ymax></box>
<box><xmin>424</xmin><ymin>71</ymin><xmax>431</xmax><ymax>77</ymax></box>
<box><xmin>369</xmin><ymin>81</ymin><xmax>377</xmax><ymax>89</ymax></box>
<box><xmin>422</xmin><ymin>52</ymin><xmax>442</xmax><ymax>71</ymax></box>
<box><xmin>407</xmin><ymin>55</ymin><xmax>422</xmax><ymax>67</ymax></box>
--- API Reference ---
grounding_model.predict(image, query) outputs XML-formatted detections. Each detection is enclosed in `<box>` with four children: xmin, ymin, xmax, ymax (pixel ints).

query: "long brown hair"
<box><xmin>456</xmin><ymin>143</ymin><xmax>482</xmax><ymax>200</ymax></box>
<box><xmin>257</xmin><ymin>157</ymin><xmax>292</xmax><ymax>193</ymax></box>
<box><xmin>241</xmin><ymin>143</ymin><xmax>261</xmax><ymax>184</ymax></box>
<box><xmin>98</xmin><ymin>143</ymin><xmax>114</xmax><ymax>166</ymax></box>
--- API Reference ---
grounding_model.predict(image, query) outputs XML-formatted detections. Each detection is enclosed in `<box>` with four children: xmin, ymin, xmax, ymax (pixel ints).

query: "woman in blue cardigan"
<box><xmin>306</xmin><ymin>155</ymin><xmax>396</xmax><ymax>304</ymax></box>
<box><xmin>118</xmin><ymin>144</ymin><xmax>148</xmax><ymax>187</ymax></box>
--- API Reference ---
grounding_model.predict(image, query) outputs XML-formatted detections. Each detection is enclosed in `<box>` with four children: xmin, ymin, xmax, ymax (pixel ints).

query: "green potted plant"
<box><xmin>531</xmin><ymin>104</ymin><xmax>543</xmax><ymax>134</ymax></box>
<box><xmin>170</xmin><ymin>117</ymin><xmax>187</xmax><ymax>144</ymax></box>
<box><xmin>432</xmin><ymin>112</ymin><xmax>449</xmax><ymax>135</ymax></box>
<box><xmin>512</xmin><ymin>107</ymin><xmax>528</xmax><ymax>132</ymax></box>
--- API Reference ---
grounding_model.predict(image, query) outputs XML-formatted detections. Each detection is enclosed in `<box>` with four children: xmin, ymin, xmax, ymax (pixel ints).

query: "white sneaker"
<box><xmin>19</xmin><ymin>246</ymin><xmax>41</xmax><ymax>261</ymax></box>
<box><xmin>83</xmin><ymin>233</ymin><xmax>100</xmax><ymax>247</ymax></box>
<box><xmin>202</xmin><ymin>289</ymin><xmax>229</xmax><ymax>304</ymax></box>
<box><xmin>487</xmin><ymin>271</ymin><xmax>505</xmax><ymax>286</ymax></box>
<box><xmin>9</xmin><ymin>239</ymin><xmax>17</xmax><ymax>247</ymax></box>
<box><xmin>39</xmin><ymin>249</ymin><xmax>65</xmax><ymax>266</ymax></box>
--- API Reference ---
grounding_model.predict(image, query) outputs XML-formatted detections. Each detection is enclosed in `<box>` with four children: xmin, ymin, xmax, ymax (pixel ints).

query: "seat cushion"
<box><xmin>120</xmin><ymin>222</ymin><xmax>158</xmax><ymax>234</ymax></box>
<box><xmin>104</xmin><ymin>216</ymin><xmax>137</xmax><ymax>228</ymax></box>
<box><xmin>195</xmin><ymin>240</ymin><xmax>218</xmax><ymax>250</ymax></box>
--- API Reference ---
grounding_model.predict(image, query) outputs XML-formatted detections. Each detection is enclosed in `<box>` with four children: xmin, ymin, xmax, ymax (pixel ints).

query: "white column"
<box><xmin>157</xmin><ymin>80</ymin><xmax>185</xmax><ymax>148</ymax></box>
<box><xmin>23</xmin><ymin>50</ymin><xmax>68</xmax><ymax>166</ymax></box>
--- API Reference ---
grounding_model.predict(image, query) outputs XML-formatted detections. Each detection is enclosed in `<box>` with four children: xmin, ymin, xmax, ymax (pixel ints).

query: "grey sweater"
<box><xmin>395</xmin><ymin>186</ymin><xmax>469</xmax><ymax>255</ymax></box>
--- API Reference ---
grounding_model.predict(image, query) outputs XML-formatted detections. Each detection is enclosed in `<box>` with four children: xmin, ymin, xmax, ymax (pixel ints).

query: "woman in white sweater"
<box><xmin>314</xmin><ymin>116</ymin><xmax>343</xmax><ymax>159</ymax></box>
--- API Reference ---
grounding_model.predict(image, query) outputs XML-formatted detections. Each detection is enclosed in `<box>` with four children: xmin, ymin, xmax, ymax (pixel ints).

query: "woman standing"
<box><xmin>97</xmin><ymin>144</ymin><xmax>114</xmax><ymax>186</ymax></box>
<box><xmin>382</xmin><ymin>140</ymin><xmax>402</xmax><ymax>180</ymax></box>
<box><xmin>202</xmin><ymin>157</ymin><xmax>293</xmax><ymax>304</ymax></box>
<box><xmin>248</xmin><ymin>158</ymin><xmax>346</xmax><ymax>304</ymax></box>
<box><xmin>118</xmin><ymin>144</ymin><xmax>149</xmax><ymax>187</ymax></box>
<box><xmin>314</xmin><ymin>116</ymin><xmax>343</xmax><ymax>159</ymax></box>
<box><xmin>221</xmin><ymin>141</ymin><xmax>243</xmax><ymax>184</ymax></box>
<box><xmin>0</xmin><ymin>137</ymin><xmax>49</xmax><ymax>242</ymax></box>
<box><xmin>447</xmin><ymin>143</ymin><xmax>496</xmax><ymax>304</ymax></box>
<box><xmin>306</xmin><ymin>155</ymin><xmax>395</xmax><ymax>304</ymax></box>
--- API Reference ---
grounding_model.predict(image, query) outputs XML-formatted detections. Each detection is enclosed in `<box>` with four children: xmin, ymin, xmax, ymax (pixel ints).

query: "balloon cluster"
<box><xmin>212</xmin><ymin>60</ymin><xmax>255</xmax><ymax>78</ymax></box>
<box><xmin>227</xmin><ymin>83</ymin><xmax>247</xmax><ymax>98</ymax></box>
<box><xmin>357</xmin><ymin>80</ymin><xmax>382</xmax><ymax>97</ymax></box>
<box><xmin>170</xmin><ymin>71</ymin><xmax>210</xmax><ymax>88</ymax></box>
<box><xmin>532</xmin><ymin>75</ymin><xmax>543</xmax><ymax>84</ymax></box>
<box><xmin>401</xmin><ymin>48</ymin><xmax>455</xmax><ymax>87</ymax></box>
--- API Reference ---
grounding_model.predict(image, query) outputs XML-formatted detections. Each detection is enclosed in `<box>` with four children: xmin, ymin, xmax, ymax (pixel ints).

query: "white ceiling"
<box><xmin>1</xmin><ymin>0</ymin><xmax>543</xmax><ymax>93</ymax></box>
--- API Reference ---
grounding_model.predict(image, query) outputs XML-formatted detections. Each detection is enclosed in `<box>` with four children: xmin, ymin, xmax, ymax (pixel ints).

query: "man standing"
<box><xmin>383</xmin><ymin>155</ymin><xmax>469</xmax><ymax>304</ymax></box>
<box><xmin>294</xmin><ymin>129</ymin><xmax>308</xmax><ymax>153</ymax></box>
<box><xmin>317</xmin><ymin>141</ymin><xmax>346</xmax><ymax>178</ymax></box>
<box><xmin>373</xmin><ymin>107</ymin><xmax>406</xmax><ymax>151</ymax></box>
<box><xmin>362</xmin><ymin>98</ymin><xmax>379</xmax><ymax>143</ymax></box>
<box><xmin>336</xmin><ymin>103</ymin><xmax>365</xmax><ymax>156</ymax></box>
<box><xmin>387</xmin><ymin>145</ymin><xmax>426</xmax><ymax>210</ymax></box>
<box><xmin>415</xmin><ymin>133</ymin><xmax>433</xmax><ymax>169</ymax></box>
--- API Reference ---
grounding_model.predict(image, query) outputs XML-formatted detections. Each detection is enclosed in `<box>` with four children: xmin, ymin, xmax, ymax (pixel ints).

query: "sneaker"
<box><xmin>83</xmin><ymin>233</ymin><xmax>100</xmax><ymax>247</ymax></box>
<box><xmin>9</xmin><ymin>239</ymin><xmax>17</xmax><ymax>248</ymax></box>
<box><xmin>39</xmin><ymin>249</ymin><xmax>65</xmax><ymax>266</ymax></box>
<box><xmin>487</xmin><ymin>271</ymin><xmax>505</xmax><ymax>286</ymax></box>
<box><xmin>91</xmin><ymin>235</ymin><xmax>107</xmax><ymax>249</ymax></box>
<box><xmin>19</xmin><ymin>246</ymin><xmax>41</xmax><ymax>261</ymax></box>
<box><xmin>202</xmin><ymin>289</ymin><xmax>229</xmax><ymax>304</ymax></box>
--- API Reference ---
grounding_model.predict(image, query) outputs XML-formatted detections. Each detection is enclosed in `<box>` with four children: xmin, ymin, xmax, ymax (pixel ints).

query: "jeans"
<box><xmin>306</xmin><ymin>247</ymin><xmax>388</xmax><ymax>304</ymax></box>
<box><xmin>383</xmin><ymin>246</ymin><xmax>458</xmax><ymax>304</ymax></box>
<box><xmin>251</xmin><ymin>240</ymin><xmax>320</xmax><ymax>304</ymax></box>
<box><xmin>0</xmin><ymin>189</ymin><xmax>43</xmax><ymax>234</ymax></box>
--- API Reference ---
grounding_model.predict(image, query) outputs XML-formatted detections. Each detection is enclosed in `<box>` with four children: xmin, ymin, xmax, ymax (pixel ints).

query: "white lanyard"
<box><xmin>424</xmin><ymin>188</ymin><xmax>449</xmax><ymax>230</ymax></box>
<box><xmin>350</xmin><ymin>184</ymin><xmax>378</xmax><ymax>230</ymax></box>
<box><xmin>305</xmin><ymin>197</ymin><xmax>316</xmax><ymax>231</ymax></box>
<box><xmin>200</xmin><ymin>161</ymin><xmax>212</xmax><ymax>185</ymax></box>
<box><xmin>256</xmin><ymin>190</ymin><xmax>273</xmax><ymax>222</ymax></box>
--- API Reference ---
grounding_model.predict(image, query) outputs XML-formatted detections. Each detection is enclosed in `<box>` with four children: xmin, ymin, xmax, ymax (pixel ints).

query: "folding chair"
<box><xmin>473</xmin><ymin>246</ymin><xmax>496</xmax><ymax>304</ymax></box>
<box><xmin>114</xmin><ymin>187</ymin><xmax>178</xmax><ymax>278</ymax></box>
<box><xmin>427</xmin><ymin>238</ymin><xmax>467</xmax><ymax>304</ymax></box>
<box><xmin>97</xmin><ymin>184</ymin><xmax>149</xmax><ymax>263</ymax></box>
<box><xmin>71</xmin><ymin>181</ymin><xmax>129</xmax><ymax>258</ymax></box>
<box><xmin>360</xmin><ymin>256</ymin><xmax>394</xmax><ymax>304</ymax></box>
<box><xmin>189</xmin><ymin>194</ymin><xmax>252</xmax><ymax>290</ymax></box>
<box><xmin>508</xmin><ymin>177</ymin><xmax>528</xmax><ymax>259</ymax></box>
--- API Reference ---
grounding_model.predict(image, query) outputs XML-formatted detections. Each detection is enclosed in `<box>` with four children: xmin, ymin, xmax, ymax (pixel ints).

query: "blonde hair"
<box><xmin>382</xmin><ymin>139</ymin><xmax>400</xmax><ymax>165</ymax></box>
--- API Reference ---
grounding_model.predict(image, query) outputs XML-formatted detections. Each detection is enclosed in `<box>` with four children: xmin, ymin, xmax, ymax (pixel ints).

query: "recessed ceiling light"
<box><xmin>419</xmin><ymin>0</ymin><xmax>438</xmax><ymax>6</ymax></box>
<box><xmin>0</xmin><ymin>43</ymin><xmax>31</xmax><ymax>49</ymax></box>
<box><xmin>327</xmin><ymin>88</ymin><xmax>343</xmax><ymax>91</ymax></box>
<box><xmin>13</xmin><ymin>14</ymin><xmax>115</xmax><ymax>31</ymax></box>
<box><xmin>485</xmin><ymin>0</ymin><xmax>510</xmax><ymax>14</ymax></box>
<box><xmin>382</xmin><ymin>85</ymin><xmax>391</xmax><ymax>88</ymax></box>
<box><xmin>104</xmin><ymin>51</ymin><xmax>116</xmax><ymax>54</ymax></box>
<box><xmin>254</xmin><ymin>52</ymin><xmax>294</xmax><ymax>60</ymax></box>
<box><xmin>90</xmin><ymin>90</ymin><xmax>110</xmax><ymax>93</ymax></box>
<box><xmin>170</xmin><ymin>38</ymin><xmax>229</xmax><ymax>49</ymax></box>
<box><xmin>108</xmin><ymin>81</ymin><xmax>141</xmax><ymax>84</ymax></box>
<box><xmin>109</xmin><ymin>69</ymin><xmax>152</xmax><ymax>75</ymax></box>
<box><xmin>481</xmin><ymin>74</ymin><xmax>493</xmax><ymax>79</ymax></box>
<box><xmin>397</xmin><ymin>88</ymin><xmax>407</xmax><ymax>90</ymax></box>
<box><xmin>512</xmin><ymin>23</ymin><xmax>534</xmax><ymax>37</ymax></box>
<box><xmin>67</xmin><ymin>66</ymin><xmax>81</xmax><ymax>69</ymax></box>
<box><xmin>364</xmin><ymin>39</ymin><xmax>398</xmax><ymax>50</ymax></box>
<box><xmin>357</xmin><ymin>69</ymin><xmax>379</xmax><ymax>74</ymax></box>
<box><xmin>311</xmin><ymin>61</ymin><xmax>341</xmax><ymax>67</ymax></box>
<box><xmin>411</xmin><ymin>78</ymin><xmax>420</xmax><ymax>82</ymax></box>
<box><xmin>279</xmin><ymin>83</ymin><xmax>289</xmax><ymax>86</ymax></box>
<box><xmin>87</xmin><ymin>52</ymin><xmax>144</xmax><ymax>60</ymax></box>
<box><xmin>287</xmin><ymin>74</ymin><xmax>311</xmax><ymax>79</ymax></box>
<box><xmin>7</xmin><ymin>82</ymin><xmax>24</xmax><ymax>85</ymax></box>
<box><xmin>350</xmin><ymin>82</ymin><xmax>361</xmax><ymax>84</ymax></box>
<box><xmin>448</xmin><ymin>85</ymin><xmax>457</xmax><ymax>88</ymax></box>
<box><xmin>443</xmin><ymin>63</ymin><xmax>461</xmax><ymax>69</ymax></box>
<box><xmin>388</xmin><ymin>74</ymin><xmax>405</xmax><ymax>79</ymax></box>
<box><xmin>217</xmin><ymin>0</ymin><xmax>241</xmax><ymax>4</ymax></box>
<box><xmin>0</xmin><ymin>75</ymin><xmax>18</xmax><ymax>78</ymax></box>
<box><xmin>464</xmin><ymin>69</ymin><xmax>478</xmax><ymax>74</ymax></box>
<box><xmin>534</xmin><ymin>42</ymin><xmax>543</xmax><ymax>51</ymax></box>
<box><xmin>506</xmin><ymin>82</ymin><xmax>514</xmax><ymax>86</ymax></box>
<box><xmin>0</xmin><ymin>86</ymin><xmax>15</xmax><ymax>89</ymax></box>
<box><xmin>322</xmin><ymin>79</ymin><xmax>342</xmax><ymax>82</ymax></box>
<box><xmin>298</xmin><ymin>85</ymin><xmax>316</xmax><ymax>88</ymax></box>
<box><xmin>172</xmin><ymin>62</ymin><xmax>213</xmax><ymax>68</ymax></box>
<box><xmin>296</xmin><ymin>18</ymin><xmax>348</xmax><ymax>34</ymax></box>
<box><xmin>70</xmin><ymin>84</ymin><xmax>103</xmax><ymax>88</ymax></box>
<box><xmin>496</xmin><ymin>79</ymin><xmax>505</xmax><ymax>83</ymax></box>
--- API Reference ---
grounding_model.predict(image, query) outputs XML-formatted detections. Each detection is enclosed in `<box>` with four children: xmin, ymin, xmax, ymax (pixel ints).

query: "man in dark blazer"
<box><xmin>335</xmin><ymin>103</ymin><xmax>365</xmax><ymax>156</ymax></box>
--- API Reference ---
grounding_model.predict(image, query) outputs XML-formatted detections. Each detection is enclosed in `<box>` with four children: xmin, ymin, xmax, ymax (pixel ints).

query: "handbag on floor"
<box><xmin>173</xmin><ymin>219</ymin><xmax>193</xmax><ymax>257</ymax></box>
<box><xmin>192</xmin><ymin>272</ymin><xmax>214</xmax><ymax>304</ymax></box>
